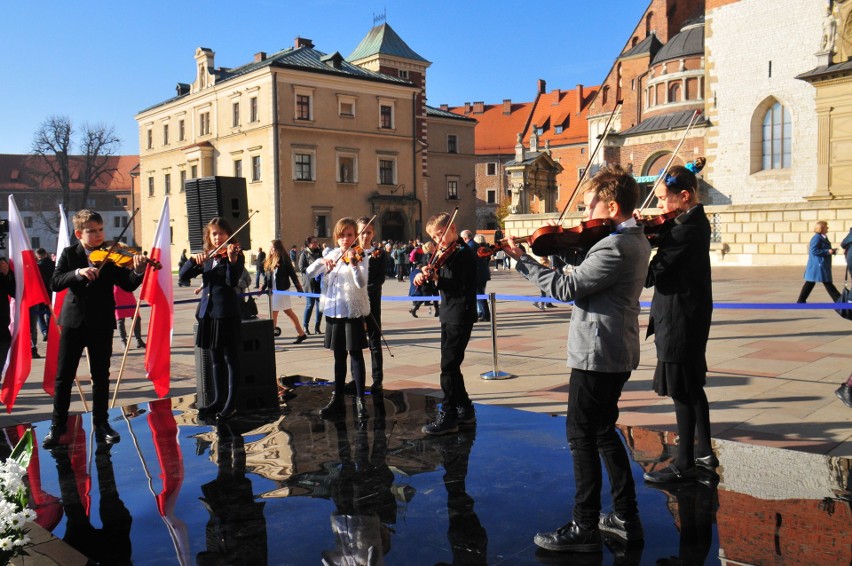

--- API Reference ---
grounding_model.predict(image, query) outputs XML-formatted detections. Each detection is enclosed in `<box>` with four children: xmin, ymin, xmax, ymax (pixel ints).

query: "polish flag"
<box><xmin>43</xmin><ymin>205</ymin><xmax>70</xmax><ymax>396</ymax></box>
<box><xmin>0</xmin><ymin>196</ymin><xmax>51</xmax><ymax>412</ymax></box>
<box><xmin>140</xmin><ymin>198</ymin><xmax>172</xmax><ymax>397</ymax></box>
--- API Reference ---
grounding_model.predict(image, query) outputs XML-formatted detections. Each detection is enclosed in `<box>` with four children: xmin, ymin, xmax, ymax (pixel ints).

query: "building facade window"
<box><xmin>24</xmin><ymin>216</ymin><xmax>32</xmax><ymax>228</ymax></box>
<box><xmin>179</xmin><ymin>169</ymin><xmax>186</xmax><ymax>191</ymax></box>
<box><xmin>669</xmin><ymin>83</ymin><xmax>680</xmax><ymax>103</ymax></box>
<box><xmin>398</xmin><ymin>69</ymin><xmax>409</xmax><ymax>79</ymax></box>
<box><xmin>114</xmin><ymin>196</ymin><xmax>128</xmax><ymax>206</ymax></box>
<box><xmin>447</xmin><ymin>134</ymin><xmax>458</xmax><ymax>154</ymax></box>
<box><xmin>146</xmin><ymin>129</ymin><xmax>153</xmax><ymax>150</ymax></box>
<box><xmin>380</xmin><ymin>104</ymin><xmax>394</xmax><ymax>129</ymax></box>
<box><xmin>296</xmin><ymin>94</ymin><xmax>312</xmax><ymax>120</ymax></box>
<box><xmin>337</xmin><ymin>154</ymin><xmax>357</xmax><ymax>183</ymax></box>
<box><xmin>148</xmin><ymin>177</ymin><xmax>155</xmax><ymax>197</ymax></box>
<box><xmin>200</xmin><ymin>111</ymin><xmax>210</xmax><ymax>135</ymax></box>
<box><xmin>232</xmin><ymin>101</ymin><xmax>240</xmax><ymax>127</ymax></box>
<box><xmin>762</xmin><ymin>101</ymin><xmax>791</xmax><ymax>170</ymax></box>
<box><xmin>314</xmin><ymin>213</ymin><xmax>330</xmax><ymax>238</ymax></box>
<box><xmin>486</xmin><ymin>162</ymin><xmax>497</xmax><ymax>176</ymax></box>
<box><xmin>234</xmin><ymin>159</ymin><xmax>243</xmax><ymax>178</ymax></box>
<box><xmin>339</xmin><ymin>96</ymin><xmax>356</xmax><ymax>117</ymax></box>
<box><xmin>447</xmin><ymin>178</ymin><xmax>459</xmax><ymax>200</ymax></box>
<box><xmin>486</xmin><ymin>189</ymin><xmax>497</xmax><ymax>204</ymax></box>
<box><xmin>31</xmin><ymin>237</ymin><xmax>40</xmax><ymax>249</ymax></box>
<box><xmin>251</xmin><ymin>155</ymin><xmax>262</xmax><ymax>181</ymax></box>
<box><xmin>164</xmin><ymin>173</ymin><xmax>171</xmax><ymax>195</ymax></box>
<box><xmin>554</xmin><ymin>125</ymin><xmax>564</xmax><ymax>134</ymax></box>
<box><xmin>250</xmin><ymin>97</ymin><xmax>258</xmax><ymax>122</ymax></box>
<box><xmin>178</xmin><ymin>119</ymin><xmax>185</xmax><ymax>141</ymax></box>
<box><xmin>163</xmin><ymin>124</ymin><xmax>169</xmax><ymax>145</ymax></box>
<box><xmin>294</xmin><ymin>152</ymin><xmax>314</xmax><ymax>181</ymax></box>
<box><xmin>190</xmin><ymin>164</ymin><xmax>198</xmax><ymax>178</ymax></box>
<box><xmin>378</xmin><ymin>158</ymin><xmax>395</xmax><ymax>185</ymax></box>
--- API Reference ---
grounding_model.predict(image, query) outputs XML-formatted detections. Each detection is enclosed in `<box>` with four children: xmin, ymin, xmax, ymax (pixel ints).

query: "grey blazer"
<box><xmin>515</xmin><ymin>225</ymin><xmax>651</xmax><ymax>373</ymax></box>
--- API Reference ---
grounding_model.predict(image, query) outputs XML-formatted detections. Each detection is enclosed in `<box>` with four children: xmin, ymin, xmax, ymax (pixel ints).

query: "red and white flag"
<box><xmin>0</xmin><ymin>195</ymin><xmax>51</xmax><ymax>412</ymax></box>
<box><xmin>43</xmin><ymin>205</ymin><xmax>70</xmax><ymax>396</ymax></box>
<box><xmin>140</xmin><ymin>197</ymin><xmax>172</xmax><ymax>397</ymax></box>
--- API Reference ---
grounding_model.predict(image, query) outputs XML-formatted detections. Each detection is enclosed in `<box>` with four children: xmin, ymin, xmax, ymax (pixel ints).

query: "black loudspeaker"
<box><xmin>184</xmin><ymin>176</ymin><xmax>250</xmax><ymax>252</ymax></box>
<box><xmin>195</xmin><ymin>319</ymin><xmax>278</xmax><ymax>413</ymax></box>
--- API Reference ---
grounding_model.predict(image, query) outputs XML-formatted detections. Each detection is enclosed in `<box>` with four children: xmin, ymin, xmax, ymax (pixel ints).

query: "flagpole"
<box><xmin>111</xmin><ymin>293</ymin><xmax>145</xmax><ymax>408</ymax></box>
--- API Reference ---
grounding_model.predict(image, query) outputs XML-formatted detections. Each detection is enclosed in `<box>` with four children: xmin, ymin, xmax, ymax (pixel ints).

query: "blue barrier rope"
<box><xmin>114</xmin><ymin>287</ymin><xmax>848</xmax><ymax>311</ymax></box>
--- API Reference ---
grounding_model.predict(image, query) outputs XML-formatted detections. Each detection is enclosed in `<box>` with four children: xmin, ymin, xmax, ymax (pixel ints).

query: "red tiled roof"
<box><xmin>448</xmin><ymin>101</ymin><xmax>536</xmax><ymax>155</ymax></box>
<box><xmin>526</xmin><ymin>86</ymin><xmax>600</xmax><ymax>146</ymax></box>
<box><xmin>0</xmin><ymin>154</ymin><xmax>139</xmax><ymax>192</ymax></box>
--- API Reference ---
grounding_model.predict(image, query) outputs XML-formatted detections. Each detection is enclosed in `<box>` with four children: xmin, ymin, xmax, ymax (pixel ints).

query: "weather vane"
<box><xmin>373</xmin><ymin>9</ymin><xmax>386</xmax><ymax>26</ymax></box>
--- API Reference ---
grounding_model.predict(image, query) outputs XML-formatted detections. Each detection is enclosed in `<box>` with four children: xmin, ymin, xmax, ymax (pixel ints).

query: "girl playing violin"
<box><xmin>413</xmin><ymin>212</ymin><xmax>478</xmax><ymax>435</ymax></box>
<box><xmin>179</xmin><ymin>217</ymin><xmax>245</xmax><ymax>422</ymax></box>
<box><xmin>306</xmin><ymin>217</ymin><xmax>371</xmax><ymax>420</ymax></box>
<box><xmin>641</xmin><ymin>157</ymin><xmax>717</xmax><ymax>483</ymax></box>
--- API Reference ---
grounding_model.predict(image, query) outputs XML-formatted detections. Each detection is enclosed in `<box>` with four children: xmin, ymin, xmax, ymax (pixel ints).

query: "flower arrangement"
<box><xmin>0</xmin><ymin>430</ymin><xmax>36</xmax><ymax>564</ymax></box>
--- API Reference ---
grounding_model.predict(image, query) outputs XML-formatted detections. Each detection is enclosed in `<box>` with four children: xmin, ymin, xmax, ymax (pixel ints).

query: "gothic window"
<box><xmin>761</xmin><ymin>102</ymin><xmax>791</xmax><ymax>170</ymax></box>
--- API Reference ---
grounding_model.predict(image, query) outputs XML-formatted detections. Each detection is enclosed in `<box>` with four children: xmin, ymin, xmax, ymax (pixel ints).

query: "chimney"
<box><xmin>538</xmin><ymin>79</ymin><xmax>547</xmax><ymax>94</ymax></box>
<box><xmin>576</xmin><ymin>84</ymin><xmax>585</xmax><ymax>114</ymax></box>
<box><xmin>502</xmin><ymin>99</ymin><xmax>512</xmax><ymax>115</ymax></box>
<box><xmin>294</xmin><ymin>37</ymin><xmax>314</xmax><ymax>49</ymax></box>
<box><xmin>473</xmin><ymin>101</ymin><xmax>485</xmax><ymax>114</ymax></box>
<box><xmin>440</xmin><ymin>104</ymin><xmax>449</xmax><ymax>111</ymax></box>
<box><xmin>254</xmin><ymin>51</ymin><xmax>267</xmax><ymax>62</ymax></box>
<box><xmin>463</xmin><ymin>102</ymin><xmax>471</xmax><ymax>114</ymax></box>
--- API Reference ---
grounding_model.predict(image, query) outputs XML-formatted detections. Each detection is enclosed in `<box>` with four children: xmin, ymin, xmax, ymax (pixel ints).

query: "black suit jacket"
<box><xmin>179</xmin><ymin>254</ymin><xmax>245</xmax><ymax>319</ymax></box>
<box><xmin>52</xmin><ymin>244</ymin><xmax>144</xmax><ymax>330</ymax></box>
<box><xmin>646</xmin><ymin>205</ymin><xmax>713</xmax><ymax>363</ymax></box>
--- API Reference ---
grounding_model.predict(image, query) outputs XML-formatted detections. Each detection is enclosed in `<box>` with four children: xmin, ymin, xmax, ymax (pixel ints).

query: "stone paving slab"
<box><xmin>2</xmin><ymin>265</ymin><xmax>851</xmax><ymax>456</ymax></box>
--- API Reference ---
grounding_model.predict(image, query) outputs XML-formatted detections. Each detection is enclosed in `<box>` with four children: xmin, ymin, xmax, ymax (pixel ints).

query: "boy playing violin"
<box><xmin>43</xmin><ymin>210</ymin><xmax>147</xmax><ymax>449</ymax></box>
<box><xmin>413</xmin><ymin>212</ymin><xmax>478</xmax><ymax>435</ymax></box>
<box><xmin>502</xmin><ymin>166</ymin><xmax>651</xmax><ymax>553</ymax></box>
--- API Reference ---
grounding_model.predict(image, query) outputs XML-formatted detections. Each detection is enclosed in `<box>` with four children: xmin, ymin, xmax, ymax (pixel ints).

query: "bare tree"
<box><xmin>28</xmin><ymin>116</ymin><xmax>121</xmax><ymax>232</ymax></box>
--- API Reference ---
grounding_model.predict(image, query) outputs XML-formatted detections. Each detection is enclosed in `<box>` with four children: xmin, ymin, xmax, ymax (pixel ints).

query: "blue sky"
<box><xmin>0</xmin><ymin>0</ymin><xmax>644</xmax><ymax>155</ymax></box>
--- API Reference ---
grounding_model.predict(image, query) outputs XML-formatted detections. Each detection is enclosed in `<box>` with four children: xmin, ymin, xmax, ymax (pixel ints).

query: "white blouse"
<box><xmin>306</xmin><ymin>248</ymin><xmax>370</xmax><ymax>318</ymax></box>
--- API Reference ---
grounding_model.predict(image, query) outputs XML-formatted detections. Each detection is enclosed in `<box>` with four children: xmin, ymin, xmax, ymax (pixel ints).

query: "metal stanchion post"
<box><xmin>481</xmin><ymin>292</ymin><xmax>513</xmax><ymax>380</ymax></box>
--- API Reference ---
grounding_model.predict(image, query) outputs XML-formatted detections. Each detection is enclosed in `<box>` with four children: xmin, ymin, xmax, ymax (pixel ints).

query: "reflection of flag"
<box><xmin>65</xmin><ymin>415</ymin><xmax>91</xmax><ymax>517</ymax></box>
<box><xmin>7</xmin><ymin>425</ymin><xmax>61</xmax><ymax>530</ymax></box>
<box><xmin>140</xmin><ymin>198</ymin><xmax>172</xmax><ymax>397</ymax></box>
<box><xmin>0</xmin><ymin>196</ymin><xmax>51</xmax><ymax>412</ymax></box>
<box><xmin>148</xmin><ymin>398</ymin><xmax>189</xmax><ymax>565</ymax></box>
<box><xmin>43</xmin><ymin>205</ymin><xmax>70</xmax><ymax>396</ymax></box>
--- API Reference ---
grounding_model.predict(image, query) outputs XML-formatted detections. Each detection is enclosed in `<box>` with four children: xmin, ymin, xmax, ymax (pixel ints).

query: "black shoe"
<box><xmin>356</xmin><ymin>397</ymin><xmax>368</xmax><ymax>420</ymax></box>
<box><xmin>533</xmin><ymin>521</ymin><xmax>602</xmax><ymax>553</ymax></box>
<box><xmin>370</xmin><ymin>379</ymin><xmax>383</xmax><ymax>394</ymax></box>
<box><xmin>836</xmin><ymin>384</ymin><xmax>852</xmax><ymax>408</ymax></box>
<box><xmin>94</xmin><ymin>423</ymin><xmax>121</xmax><ymax>444</ymax></box>
<box><xmin>421</xmin><ymin>410</ymin><xmax>458</xmax><ymax>436</ymax></box>
<box><xmin>42</xmin><ymin>425</ymin><xmax>66</xmax><ymax>449</ymax></box>
<box><xmin>598</xmin><ymin>511</ymin><xmax>644</xmax><ymax>542</ymax></box>
<box><xmin>120</xmin><ymin>339</ymin><xmax>128</xmax><ymax>348</ymax></box>
<box><xmin>409</xmin><ymin>308</ymin><xmax>418</xmax><ymax>318</ymax></box>
<box><xmin>456</xmin><ymin>404</ymin><xmax>476</xmax><ymax>426</ymax></box>
<box><xmin>293</xmin><ymin>334</ymin><xmax>307</xmax><ymax>345</ymax></box>
<box><xmin>42</xmin><ymin>334</ymin><xmax>48</xmax><ymax>342</ymax></box>
<box><xmin>643</xmin><ymin>463</ymin><xmax>696</xmax><ymax>483</ymax></box>
<box><xmin>314</xmin><ymin>326</ymin><xmax>322</xmax><ymax>335</ymax></box>
<box><xmin>136</xmin><ymin>340</ymin><xmax>146</xmax><ymax>349</ymax></box>
<box><xmin>320</xmin><ymin>394</ymin><xmax>345</xmax><ymax>418</ymax></box>
<box><xmin>433</xmin><ymin>306</ymin><xmax>439</xmax><ymax>317</ymax></box>
<box><xmin>31</xmin><ymin>349</ymin><xmax>41</xmax><ymax>359</ymax></box>
<box><xmin>695</xmin><ymin>454</ymin><xmax>720</xmax><ymax>469</ymax></box>
<box><xmin>343</xmin><ymin>381</ymin><xmax>358</xmax><ymax>395</ymax></box>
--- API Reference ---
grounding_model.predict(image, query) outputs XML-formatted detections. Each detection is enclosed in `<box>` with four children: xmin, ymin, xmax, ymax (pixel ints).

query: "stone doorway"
<box><xmin>381</xmin><ymin>211</ymin><xmax>405</xmax><ymax>243</ymax></box>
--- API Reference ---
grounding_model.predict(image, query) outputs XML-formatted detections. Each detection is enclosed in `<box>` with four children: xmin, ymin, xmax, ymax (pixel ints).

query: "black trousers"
<box><xmin>53</xmin><ymin>325</ymin><xmax>114</xmax><ymax>427</ymax></box>
<box><xmin>797</xmin><ymin>280</ymin><xmax>840</xmax><ymax>303</ymax></box>
<box><xmin>439</xmin><ymin>322</ymin><xmax>474</xmax><ymax>408</ymax></box>
<box><xmin>366</xmin><ymin>292</ymin><xmax>383</xmax><ymax>383</ymax></box>
<box><xmin>565</xmin><ymin>368</ymin><xmax>638</xmax><ymax>529</ymax></box>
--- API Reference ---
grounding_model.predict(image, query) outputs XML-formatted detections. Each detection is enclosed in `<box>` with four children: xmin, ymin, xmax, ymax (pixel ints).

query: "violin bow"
<box><xmin>558</xmin><ymin>100</ymin><xmax>624</xmax><ymax>224</ymax></box>
<box><xmin>638</xmin><ymin>109</ymin><xmax>703</xmax><ymax>214</ymax></box>
<box><xmin>426</xmin><ymin>206</ymin><xmax>460</xmax><ymax>271</ymax></box>
<box><xmin>207</xmin><ymin>210</ymin><xmax>259</xmax><ymax>258</ymax></box>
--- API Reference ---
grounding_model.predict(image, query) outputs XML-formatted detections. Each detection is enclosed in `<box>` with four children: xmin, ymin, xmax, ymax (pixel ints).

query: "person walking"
<box><xmin>796</xmin><ymin>221</ymin><xmax>841</xmax><ymax>303</ymax></box>
<box><xmin>254</xmin><ymin>247</ymin><xmax>267</xmax><ymax>290</ymax></box>
<box><xmin>264</xmin><ymin>239</ymin><xmax>307</xmax><ymax>344</ymax></box>
<box><xmin>299</xmin><ymin>236</ymin><xmax>324</xmax><ymax>335</ymax></box>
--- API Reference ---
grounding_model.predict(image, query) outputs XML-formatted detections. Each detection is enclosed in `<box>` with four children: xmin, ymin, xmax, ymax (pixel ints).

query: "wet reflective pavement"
<box><xmin>4</xmin><ymin>381</ymin><xmax>850</xmax><ymax>565</ymax></box>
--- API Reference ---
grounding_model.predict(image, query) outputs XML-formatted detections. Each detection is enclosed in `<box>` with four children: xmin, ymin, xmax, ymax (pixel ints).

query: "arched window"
<box><xmin>668</xmin><ymin>83</ymin><xmax>680</xmax><ymax>103</ymax></box>
<box><xmin>602</xmin><ymin>86</ymin><xmax>609</xmax><ymax>106</ymax></box>
<box><xmin>761</xmin><ymin>102</ymin><xmax>791</xmax><ymax>170</ymax></box>
<box><xmin>645</xmin><ymin>12</ymin><xmax>654</xmax><ymax>37</ymax></box>
<box><xmin>632</xmin><ymin>36</ymin><xmax>639</xmax><ymax>47</ymax></box>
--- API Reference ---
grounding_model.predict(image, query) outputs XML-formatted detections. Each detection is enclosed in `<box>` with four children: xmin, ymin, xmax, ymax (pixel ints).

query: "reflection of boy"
<box><xmin>43</xmin><ymin>210</ymin><xmax>146</xmax><ymax>449</ymax></box>
<box><xmin>503</xmin><ymin>166</ymin><xmax>651</xmax><ymax>553</ymax></box>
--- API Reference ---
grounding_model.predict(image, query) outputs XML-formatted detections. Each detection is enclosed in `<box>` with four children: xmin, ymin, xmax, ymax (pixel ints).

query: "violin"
<box><xmin>90</xmin><ymin>244</ymin><xmax>162</xmax><ymax>271</ymax></box>
<box><xmin>342</xmin><ymin>246</ymin><xmax>366</xmax><ymax>265</ymax></box>
<box><xmin>638</xmin><ymin>210</ymin><xmax>680</xmax><ymax>246</ymax></box>
<box><xmin>478</xmin><ymin>219</ymin><xmax>614</xmax><ymax>259</ymax></box>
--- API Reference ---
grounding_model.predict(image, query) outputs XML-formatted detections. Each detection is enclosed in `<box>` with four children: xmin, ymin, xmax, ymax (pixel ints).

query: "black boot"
<box><xmin>320</xmin><ymin>393</ymin><xmax>345</xmax><ymax>418</ymax></box>
<box><xmin>356</xmin><ymin>397</ymin><xmax>368</xmax><ymax>420</ymax></box>
<box><xmin>42</xmin><ymin>423</ymin><xmax>66</xmax><ymax>449</ymax></box>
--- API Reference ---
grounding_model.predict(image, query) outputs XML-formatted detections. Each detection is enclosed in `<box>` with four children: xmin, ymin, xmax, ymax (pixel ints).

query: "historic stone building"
<box><xmin>0</xmin><ymin>154</ymin><xmax>138</xmax><ymax>251</ymax></box>
<box><xmin>136</xmin><ymin>23</ymin><xmax>475</xmax><ymax>267</ymax></box>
